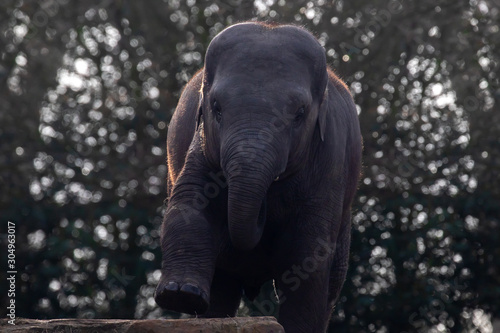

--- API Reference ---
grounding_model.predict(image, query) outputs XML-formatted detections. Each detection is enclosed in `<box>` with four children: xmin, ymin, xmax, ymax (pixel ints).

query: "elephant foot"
<box><xmin>155</xmin><ymin>279</ymin><xmax>209</xmax><ymax>315</ymax></box>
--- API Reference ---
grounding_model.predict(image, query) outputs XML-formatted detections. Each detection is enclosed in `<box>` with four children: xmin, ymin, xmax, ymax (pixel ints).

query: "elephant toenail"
<box><xmin>180</xmin><ymin>283</ymin><xmax>201</xmax><ymax>296</ymax></box>
<box><xmin>165</xmin><ymin>281</ymin><xmax>179</xmax><ymax>292</ymax></box>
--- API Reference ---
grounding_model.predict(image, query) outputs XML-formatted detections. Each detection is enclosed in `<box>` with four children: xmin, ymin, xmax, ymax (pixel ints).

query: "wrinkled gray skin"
<box><xmin>155</xmin><ymin>22</ymin><xmax>362</xmax><ymax>332</ymax></box>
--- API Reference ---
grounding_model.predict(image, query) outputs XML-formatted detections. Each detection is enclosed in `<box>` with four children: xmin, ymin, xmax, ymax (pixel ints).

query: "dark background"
<box><xmin>1</xmin><ymin>0</ymin><xmax>499</xmax><ymax>332</ymax></box>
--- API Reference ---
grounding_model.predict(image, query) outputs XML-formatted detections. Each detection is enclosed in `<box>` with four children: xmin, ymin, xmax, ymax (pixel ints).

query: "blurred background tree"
<box><xmin>0</xmin><ymin>0</ymin><xmax>498</xmax><ymax>331</ymax></box>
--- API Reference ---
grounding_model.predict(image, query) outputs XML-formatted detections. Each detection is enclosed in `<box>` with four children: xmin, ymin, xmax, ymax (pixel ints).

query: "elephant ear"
<box><xmin>318</xmin><ymin>85</ymin><xmax>328</xmax><ymax>141</ymax></box>
<box><xmin>196</xmin><ymin>84</ymin><xmax>204</xmax><ymax>130</ymax></box>
<box><xmin>196</xmin><ymin>104</ymin><xmax>202</xmax><ymax>130</ymax></box>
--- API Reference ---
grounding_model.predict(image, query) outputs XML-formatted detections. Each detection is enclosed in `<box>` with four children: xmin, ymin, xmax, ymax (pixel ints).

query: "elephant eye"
<box><xmin>294</xmin><ymin>106</ymin><xmax>306</xmax><ymax>124</ymax></box>
<box><xmin>213</xmin><ymin>99</ymin><xmax>222</xmax><ymax>122</ymax></box>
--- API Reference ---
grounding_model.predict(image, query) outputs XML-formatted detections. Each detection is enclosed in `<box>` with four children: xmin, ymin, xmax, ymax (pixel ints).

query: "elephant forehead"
<box><xmin>214</xmin><ymin>43</ymin><xmax>314</xmax><ymax>86</ymax></box>
<box><xmin>227</xmin><ymin>52</ymin><xmax>302</xmax><ymax>78</ymax></box>
<box><xmin>221</xmin><ymin>42</ymin><xmax>298</xmax><ymax>67</ymax></box>
<box><xmin>210</xmin><ymin>22</ymin><xmax>322</xmax><ymax>56</ymax></box>
<box><xmin>207</xmin><ymin>24</ymin><xmax>323</xmax><ymax>74</ymax></box>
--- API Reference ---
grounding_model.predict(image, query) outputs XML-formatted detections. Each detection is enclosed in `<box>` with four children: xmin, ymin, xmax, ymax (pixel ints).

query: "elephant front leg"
<box><xmin>327</xmin><ymin>211</ymin><xmax>352</xmax><ymax>316</ymax></box>
<box><xmin>275</xmin><ymin>259</ymin><xmax>331</xmax><ymax>332</ymax></box>
<box><xmin>273</xmin><ymin>236</ymin><xmax>336</xmax><ymax>333</ymax></box>
<box><xmin>201</xmin><ymin>269</ymin><xmax>243</xmax><ymax>318</ymax></box>
<box><xmin>155</xmin><ymin>205</ymin><xmax>218</xmax><ymax>315</ymax></box>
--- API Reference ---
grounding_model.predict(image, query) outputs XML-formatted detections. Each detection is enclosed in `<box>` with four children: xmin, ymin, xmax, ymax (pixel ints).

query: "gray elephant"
<box><xmin>154</xmin><ymin>22</ymin><xmax>362</xmax><ymax>332</ymax></box>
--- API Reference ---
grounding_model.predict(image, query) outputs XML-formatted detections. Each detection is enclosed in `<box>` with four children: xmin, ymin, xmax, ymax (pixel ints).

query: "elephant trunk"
<box><xmin>223</xmin><ymin>134</ymin><xmax>281</xmax><ymax>251</ymax></box>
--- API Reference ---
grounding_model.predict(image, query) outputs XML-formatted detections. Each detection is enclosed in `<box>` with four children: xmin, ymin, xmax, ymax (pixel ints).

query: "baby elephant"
<box><xmin>155</xmin><ymin>22</ymin><xmax>362</xmax><ymax>332</ymax></box>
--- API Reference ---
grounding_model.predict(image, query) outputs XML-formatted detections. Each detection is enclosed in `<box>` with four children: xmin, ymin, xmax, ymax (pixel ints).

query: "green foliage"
<box><xmin>0</xmin><ymin>0</ymin><xmax>498</xmax><ymax>331</ymax></box>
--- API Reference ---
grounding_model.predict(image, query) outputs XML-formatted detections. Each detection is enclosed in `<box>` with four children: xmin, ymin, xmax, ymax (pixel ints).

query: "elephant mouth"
<box><xmin>257</xmin><ymin>199</ymin><xmax>267</xmax><ymax>233</ymax></box>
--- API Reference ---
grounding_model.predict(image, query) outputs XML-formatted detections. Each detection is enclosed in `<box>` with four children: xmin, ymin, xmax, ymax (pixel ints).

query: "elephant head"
<box><xmin>198</xmin><ymin>23</ymin><xmax>329</xmax><ymax>250</ymax></box>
